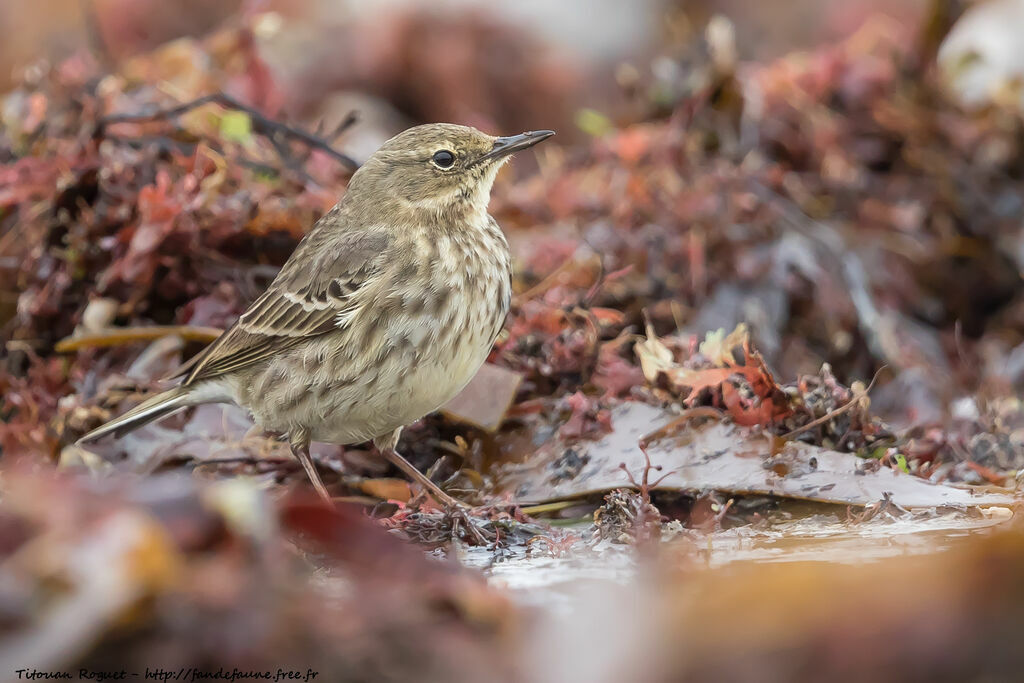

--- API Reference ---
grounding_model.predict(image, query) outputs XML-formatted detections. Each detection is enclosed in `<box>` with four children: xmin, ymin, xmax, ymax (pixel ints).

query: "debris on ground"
<box><xmin>0</xmin><ymin>469</ymin><xmax>519</xmax><ymax>682</ymax></box>
<box><xmin>494</xmin><ymin>401</ymin><xmax>1015</xmax><ymax>510</ymax></box>
<box><xmin>1</xmin><ymin>7</ymin><xmax>1022</xmax><ymax>547</ymax></box>
<box><xmin>5</xmin><ymin>3</ymin><xmax>1024</xmax><ymax>680</ymax></box>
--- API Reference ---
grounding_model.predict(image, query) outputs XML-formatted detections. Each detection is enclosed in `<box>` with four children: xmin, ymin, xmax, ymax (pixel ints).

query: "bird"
<box><xmin>78</xmin><ymin>123</ymin><xmax>554</xmax><ymax>507</ymax></box>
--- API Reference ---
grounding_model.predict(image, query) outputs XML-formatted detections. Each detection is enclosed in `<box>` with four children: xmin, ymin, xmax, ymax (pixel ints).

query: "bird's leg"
<box><xmin>289</xmin><ymin>431</ymin><xmax>332</xmax><ymax>505</ymax></box>
<box><xmin>373</xmin><ymin>432</ymin><xmax>494</xmax><ymax>544</ymax></box>
<box><xmin>379</xmin><ymin>446</ymin><xmax>468</xmax><ymax>509</ymax></box>
<box><xmin>374</xmin><ymin>428</ymin><xmax>467</xmax><ymax>509</ymax></box>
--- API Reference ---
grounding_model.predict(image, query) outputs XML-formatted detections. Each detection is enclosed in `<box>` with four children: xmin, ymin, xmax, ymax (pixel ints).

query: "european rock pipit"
<box><xmin>79</xmin><ymin>123</ymin><xmax>554</xmax><ymax>506</ymax></box>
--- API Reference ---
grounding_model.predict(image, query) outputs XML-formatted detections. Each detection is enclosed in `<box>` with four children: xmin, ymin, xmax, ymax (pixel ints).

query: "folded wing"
<box><xmin>176</xmin><ymin>228</ymin><xmax>389</xmax><ymax>384</ymax></box>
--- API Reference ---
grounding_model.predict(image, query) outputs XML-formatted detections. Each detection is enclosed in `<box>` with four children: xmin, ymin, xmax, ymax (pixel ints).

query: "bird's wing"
<box><xmin>177</xmin><ymin>228</ymin><xmax>389</xmax><ymax>384</ymax></box>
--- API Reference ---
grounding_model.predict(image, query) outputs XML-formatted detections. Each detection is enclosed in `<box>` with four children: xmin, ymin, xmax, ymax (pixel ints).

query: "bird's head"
<box><xmin>346</xmin><ymin>123</ymin><xmax>553</xmax><ymax>219</ymax></box>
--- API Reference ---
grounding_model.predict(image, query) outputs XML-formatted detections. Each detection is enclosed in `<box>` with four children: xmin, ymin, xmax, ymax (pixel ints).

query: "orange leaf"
<box><xmin>672</xmin><ymin>366</ymin><xmax>761</xmax><ymax>404</ymax></box>
<box><xmin>722</xmin><ymin>381</ymin><xmax>774</xmax><ymax>426</ymax></box>
<box><xmin>358</xmin><ymin>478</ymin><xmax>412</xmax><ymax>502</ymax></box>
<box><xmin>590</xmin><ymin>307</ymin><xmax>626</xmax><ymax>325</ymax></box>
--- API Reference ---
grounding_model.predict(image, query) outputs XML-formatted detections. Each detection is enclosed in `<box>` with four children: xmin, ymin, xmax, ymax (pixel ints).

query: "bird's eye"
<box><xmin>432</xmin><ymin>150</ymin><xmax>455</xmax><ymax>168</ymax></box>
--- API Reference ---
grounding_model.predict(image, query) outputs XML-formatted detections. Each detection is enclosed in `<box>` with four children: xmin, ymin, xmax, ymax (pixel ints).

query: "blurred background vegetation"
<box><xmin>5</xmin><ymin>2</ymin><xmax>1024</xmax><ymax>681</ymax></box>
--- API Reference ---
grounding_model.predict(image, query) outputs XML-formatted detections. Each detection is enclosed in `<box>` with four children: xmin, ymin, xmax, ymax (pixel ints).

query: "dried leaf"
<box><xmin>359</xmin><ymin>478</ymin><xmax>412</xmax><ymax>502</ymax></box>
<box><xmin>636</xmin><ymin>323</ymin><xmax>676</xmax><ymax>383</ymax></box>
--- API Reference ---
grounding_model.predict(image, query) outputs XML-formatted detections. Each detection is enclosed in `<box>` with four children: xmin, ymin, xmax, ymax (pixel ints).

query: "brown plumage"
<box><xmin>78</xmin><ymin>123</ymin><xmax>554</xmax><ymax>506</ymax></box>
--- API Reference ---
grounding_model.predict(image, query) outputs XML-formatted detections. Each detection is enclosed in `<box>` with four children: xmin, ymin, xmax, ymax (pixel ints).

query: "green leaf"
<box><xmin>219</xmin><ymin>111</ymin><xmax>253</xmax><ymax>143</ymax></box>
<box><xmin>895</xmin><ymin>454</ymin><xmax>909</xmax><ymax>474</ymax></box>
<box><xmin>867</xmin><ymin>446</ymin><xmax>887</xmax><ymax>460</ymax></box>
<box><xmin>575</xmin><ymin>108</ymin><xmax>613</xmax><ymax>137</ymax></box>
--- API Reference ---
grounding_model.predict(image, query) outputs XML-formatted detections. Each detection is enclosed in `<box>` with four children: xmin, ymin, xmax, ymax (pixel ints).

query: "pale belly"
<box><xmin>238</xmin><ymin>283</ymin><xmax>506</xmax><ymax>445</ymax></box>
<box><xmin>309</xmin><ymin>338</ymin><xmax>491</xmax><ymax>444</ymax></box>
<box><xmin>236</xmin><ymin>216</ymin><xmax>512</xmax><ymax>445</ymax></box>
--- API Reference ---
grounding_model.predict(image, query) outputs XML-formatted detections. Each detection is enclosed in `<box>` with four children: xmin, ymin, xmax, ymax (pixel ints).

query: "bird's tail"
<box><xmin>77</xmin><ymin>385</ymin><xmax>195</xmax><ymax>444</ymax></box>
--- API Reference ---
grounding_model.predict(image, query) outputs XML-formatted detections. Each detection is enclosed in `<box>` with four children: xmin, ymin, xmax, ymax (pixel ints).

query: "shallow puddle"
<box><xmin>462</xmin><ymin>507</ymin><xmax>1014</xmax><ymax>601</ymax></box>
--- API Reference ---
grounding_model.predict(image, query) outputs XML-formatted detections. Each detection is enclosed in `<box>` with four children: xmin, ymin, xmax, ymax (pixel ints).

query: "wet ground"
<box><xmin>464</xmin><ymin>506</ymin><xmax>1015</xmax><ymax>603</ymax></box>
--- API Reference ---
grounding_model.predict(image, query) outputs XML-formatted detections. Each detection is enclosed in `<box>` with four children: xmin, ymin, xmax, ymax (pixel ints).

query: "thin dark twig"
<box><xmin>192</xmin><ymin>456</ymin><xmax>294</xmax><ymax>469</ymax></box>
<box><xmin>639</xmin><ymin>406</ymin><xmax>727</xmax><ymax>447</ymax></box>
<box><xmin>328</xmin><ymin>111</ymin><xmax>360</xmax><ymax>143</ymax></box>
<box><xmin>267</xmin><ymin>131</ymin><xmax>312</xmax><ymax>182</ymax></box>
<box><xmin>780</xmin><ymin>366</ymin><xmax>887</xmax><ymax>440</ymax></box>
<box><xmin>98</xmin><ymin>93</ymin><xmax>360</xmax><ymax>170</ymax></box>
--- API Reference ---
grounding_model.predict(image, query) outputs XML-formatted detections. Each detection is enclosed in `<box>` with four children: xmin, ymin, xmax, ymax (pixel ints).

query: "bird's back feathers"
<box><xmin>177</xmin><ymin>224</ymin><xmax>389</xmax><ymax>385</ymax></box>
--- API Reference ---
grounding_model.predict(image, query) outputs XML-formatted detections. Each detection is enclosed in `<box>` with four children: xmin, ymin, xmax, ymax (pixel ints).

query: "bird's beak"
<box><xmin>477</xmin><ymin>130</ymin><xmax>555</xmax><ymax>164</ymax></box>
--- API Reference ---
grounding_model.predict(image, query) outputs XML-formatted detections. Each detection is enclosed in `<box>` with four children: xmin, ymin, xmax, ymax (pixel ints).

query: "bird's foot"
<box><xmin>445</xmin><ymin>505</ymin><xmax>492</xmax><ymax>546</ymax></box>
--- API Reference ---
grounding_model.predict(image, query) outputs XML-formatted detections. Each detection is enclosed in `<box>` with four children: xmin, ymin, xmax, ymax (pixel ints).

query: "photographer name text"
<box><xmin>14</xmin><ymin>668</ymin><xmax>320</xmax><ymax>682</ymax></box>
